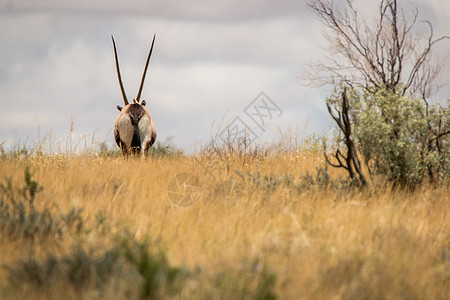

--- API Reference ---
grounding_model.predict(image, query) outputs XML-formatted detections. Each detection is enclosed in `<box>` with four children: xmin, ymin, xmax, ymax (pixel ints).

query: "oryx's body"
<box><xmin>112</xmin><ymin>34</ymin><xmax>157</xmax><ymax>156</ymax></box>
<box><xmin>114</xmin><ymin>101</ymin><xmax>156</xmax><ymax>156</ymax></box>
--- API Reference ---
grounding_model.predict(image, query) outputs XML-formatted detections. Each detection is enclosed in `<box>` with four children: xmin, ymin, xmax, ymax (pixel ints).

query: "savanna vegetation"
<box><xmin>0</xmin><ymin>138</ymin><xmax>448</xmax><ymax>299</ymax></box>
<box><xmin>306</xmin><ymin>0</ymin><xmax>450</xmax><ymax>187</ymax></box>
<box><xmin>1</xmin><ymin>0</ymin><xmax>449</xmax><ymax>299</ymax></box>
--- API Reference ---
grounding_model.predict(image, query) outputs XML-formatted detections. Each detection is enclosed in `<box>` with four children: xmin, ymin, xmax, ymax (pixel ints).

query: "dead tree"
<box><xmin>307</xmin><ymin>0</ymin><xmax>449</xmax><ymax>184</ymax></box>
<box><xmin>324</xmin><ymin>88</ymin><xmax>367</xmax><ymax>186</ymax></box>
<box><xmin>306</xmin><ymin>0</ymin><xmax>449</xmax><ymax>101</ymax></box>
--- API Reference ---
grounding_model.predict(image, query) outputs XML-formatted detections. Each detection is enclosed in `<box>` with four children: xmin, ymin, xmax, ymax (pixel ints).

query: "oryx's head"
<box><xmin>111</xmin><ymin>34</ymin><xmax>156</xmax><ymax>112</ymax></box>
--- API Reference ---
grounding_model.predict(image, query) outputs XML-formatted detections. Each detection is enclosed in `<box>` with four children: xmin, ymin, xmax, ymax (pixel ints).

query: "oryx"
<box><xmin>112</xmin><ymin>34</ymin><xmax>157</xmax><ymax>156</ymax></box>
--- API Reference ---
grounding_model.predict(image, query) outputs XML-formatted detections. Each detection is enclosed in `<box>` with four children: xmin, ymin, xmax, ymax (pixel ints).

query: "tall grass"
<box><xmin>0</xmin><ymin>138</ymin><xmax>448</xmax><ymax>299</ymax></box>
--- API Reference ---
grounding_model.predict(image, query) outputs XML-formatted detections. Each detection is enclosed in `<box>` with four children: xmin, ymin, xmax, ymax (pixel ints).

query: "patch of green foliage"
<box><xmin>119</xmin><ymin>236</ymin><xmax>185</xmax><ymax>299</ymax></box>
<box><xmin>327</xmin><ymin>88</ymin><xmax>449</xmax><ymax>186</ymax></box>
<box><xmin>0</xmin><ymin>166</ymin><xmax>84</xmax><ymax>241</ymax></box>
<box><xmin>205</xmin><ymin>258</ymin><xmax>277</xmax><ymax>300</ymax></box>
<box><xmin>5</xmin><ymin>246</ymin><xmax>121</xmax><ymax>290</ymax></box>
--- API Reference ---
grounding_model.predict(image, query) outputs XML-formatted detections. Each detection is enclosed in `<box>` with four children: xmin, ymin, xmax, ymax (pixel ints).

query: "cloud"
<box><xmin>2</xmin><ymin>0</ymin><xmax>311</xmax><ymax>21</ymax></box>
<box><xmin>0</xmin><ymin>1</ymin><xmax>449</xmax><ymax>152</ymax></box>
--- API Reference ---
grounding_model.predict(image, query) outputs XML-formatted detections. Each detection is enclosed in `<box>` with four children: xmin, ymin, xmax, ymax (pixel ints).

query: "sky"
<box><xmin>1</xmin><ymin>0</ymin><xmax>449</xmax><ymax>153</ymax></box>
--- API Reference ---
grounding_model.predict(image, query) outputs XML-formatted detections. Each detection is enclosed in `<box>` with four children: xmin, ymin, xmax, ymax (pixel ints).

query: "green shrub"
<box><xmin>327</xmin><ymin>88</ymin><xmax>449</xmax><ymax>186</ymax></box>
<box><xmin>203</xmin><ymin>258</ymin><xmax>277</xmax><ymax>300</ymax></box>
<box><xmin>119</xmin><ymin>237</ymin><xmax>185</xmax><ymax>299</ymax></box>
<box><xmin>0</xmin><ymin>167</ymin><xmax>84</xmax><ymax>240</ymax></box>
<box><xmin>5</xmin><ymin>246</ymin><xmax>121</xmax><ymax>290</ymax></box>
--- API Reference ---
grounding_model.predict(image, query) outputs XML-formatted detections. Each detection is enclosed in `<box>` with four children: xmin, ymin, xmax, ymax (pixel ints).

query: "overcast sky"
<box><xmin>1</xmin><ymin>0</ymin><xmax>449</xmax><ymax>153</ymax></box>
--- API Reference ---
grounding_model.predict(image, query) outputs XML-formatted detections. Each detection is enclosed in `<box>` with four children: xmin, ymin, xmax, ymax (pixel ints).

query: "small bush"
<box><xmin>0</xmin><ymin>167</ymin><xmax>84</xmax><ymax>241</ymax></box>
<box><xmin>201</xmin><ymin>258</ymin><xmax>277</xmax><ymax>300</ymax></box>
<box><xmin>4</xmin><ymin>233</ymin><xmax>186</xmax><ymax>299</ymax></box>
<box><xmin>120</xmin><ymin>237</ymin><xmax>185</xmax><ymax>299</ymax></box>
<box><xmin>147</xmin><ymin>139</ymin><xmax>184</xmax><ymax>158</ymax></box>
<box><xmin>5</xmin><ymin>246</ymin><xmax>121</xmax><ymax>290</ymax></box>
<box><xmin>326</xmin><ymin>88</ymin><xmax>449</xmax><ymax>186</ymax></box>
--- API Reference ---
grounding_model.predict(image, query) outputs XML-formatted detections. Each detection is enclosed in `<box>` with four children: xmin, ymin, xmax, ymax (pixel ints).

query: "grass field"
<box><xmin>0</xmin><ymin>147</ymin><xmax>448</xmax><ymax>299</ymax></box>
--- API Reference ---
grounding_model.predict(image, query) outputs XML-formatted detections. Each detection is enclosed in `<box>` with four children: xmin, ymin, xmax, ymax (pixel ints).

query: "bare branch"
<box><xmin>305</xmin><ymin>0</ymin><xmax>450</xmax><ymax>100</ymax></box>
<box><xmin>325</xmin><ymin>88</ymin><xmax>367</xmax><ymax>185</ymax></box>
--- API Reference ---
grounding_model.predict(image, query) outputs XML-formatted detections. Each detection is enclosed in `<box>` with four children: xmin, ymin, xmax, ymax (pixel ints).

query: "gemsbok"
<box><xmin>112</xmin><ymin>34</ymin><xmax>157</xmax><ymax>156</ymax></box>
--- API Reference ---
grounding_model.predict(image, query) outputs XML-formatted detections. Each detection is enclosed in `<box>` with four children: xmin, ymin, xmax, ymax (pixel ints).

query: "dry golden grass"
<box><xmin>0</xmin><ymin>151</ymin><xmax>448</xmax><ymax>299</ymax></box>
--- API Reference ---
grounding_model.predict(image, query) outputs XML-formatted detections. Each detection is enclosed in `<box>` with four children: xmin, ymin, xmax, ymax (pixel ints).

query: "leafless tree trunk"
<box><xmin>324</xmin><ymin>88</ymin><xmax>367</xmax><ymax>186</ymax></box>
<box><xmin>307</xmin><ymin>0</ymin><xmax>449</xmax><ymax>185</ymax></box>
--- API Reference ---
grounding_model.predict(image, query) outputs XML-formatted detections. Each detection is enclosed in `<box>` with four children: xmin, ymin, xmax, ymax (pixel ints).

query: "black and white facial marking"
<box><xmin>127</xmin><ymin>103</ymin><xmax>145</xmax><ymax>126</ymax></box>
<box><xmin>112</xmin><ymin>35</ymin><xmax>157</xmax><ymax>156</ymax></box>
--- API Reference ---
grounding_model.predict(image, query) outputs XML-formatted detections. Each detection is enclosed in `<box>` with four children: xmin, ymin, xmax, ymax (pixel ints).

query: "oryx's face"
<box><xmin>117</xmin><ymin>100</ymin><xmax>148</xmax><ymax>125</ymax></box>
<box><xmin>112</xmin><ymin>35</ymin><xmax>157</xmax><ymax>156</ymax></box>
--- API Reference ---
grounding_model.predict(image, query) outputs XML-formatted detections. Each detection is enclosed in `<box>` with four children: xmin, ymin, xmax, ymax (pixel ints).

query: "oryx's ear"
<box><xmin>141</xmin><ymin>100</ymin><xmax>146</xmax><ymax>106</ymax></box>
<box><xmin>117</xmin><ymin>105</ymin><xmax>123</xmax><ymax>111</ymax></box>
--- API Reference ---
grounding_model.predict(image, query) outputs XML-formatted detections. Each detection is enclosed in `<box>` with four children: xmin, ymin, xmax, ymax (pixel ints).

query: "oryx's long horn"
<box><xmin>136</xmin><ymin>33</ymin><xmax>156</xmax><ymax>102</ymax></box>
<box><xmin>111</xmin><ymin>35</ymin><xmax>129</xmax><ymax>105</ymax></box>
